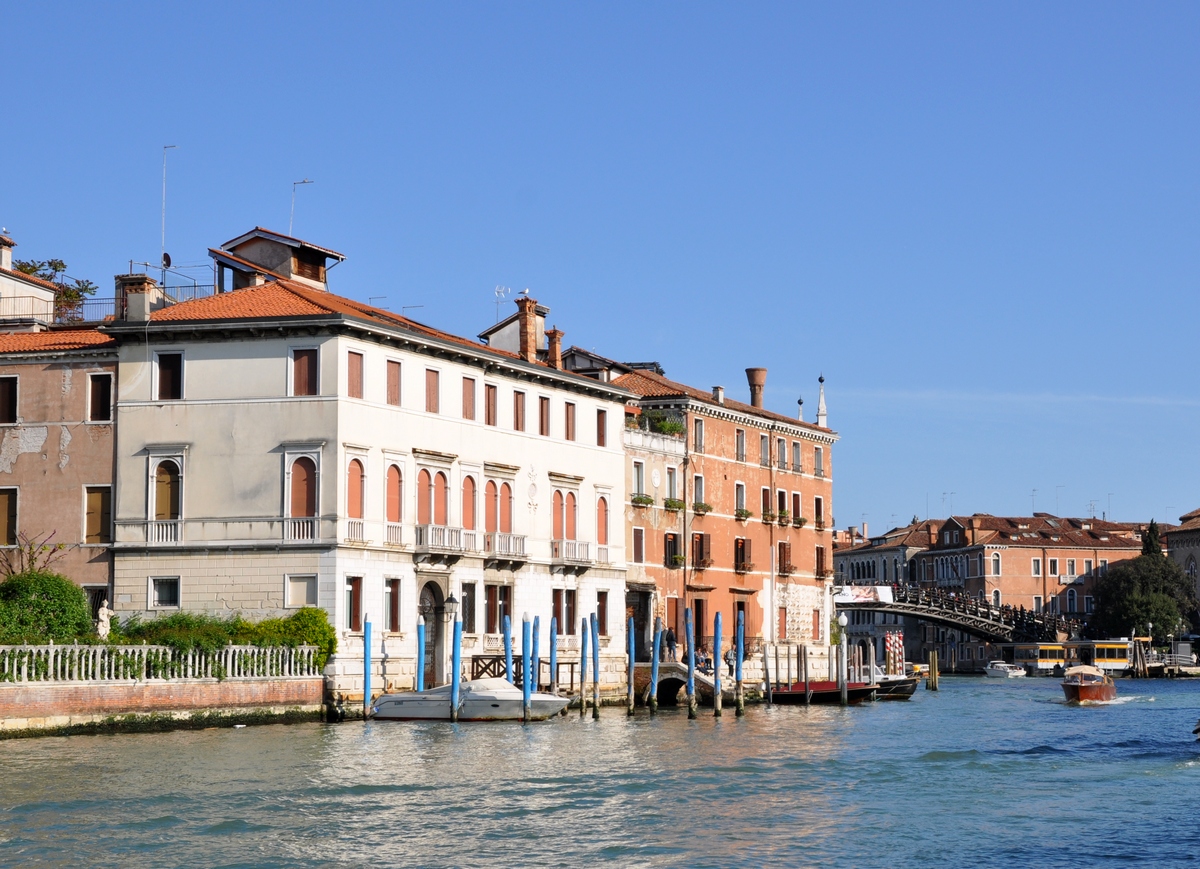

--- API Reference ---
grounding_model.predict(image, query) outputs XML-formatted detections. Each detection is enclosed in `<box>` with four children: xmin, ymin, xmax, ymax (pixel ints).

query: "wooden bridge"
<box><xmin>834</xmin><ymin>584</ymin><xmax>1080</xmax><ymax>644</ymax></box>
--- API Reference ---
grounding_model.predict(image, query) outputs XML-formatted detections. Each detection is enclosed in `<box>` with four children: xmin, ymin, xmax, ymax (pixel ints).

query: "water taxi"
<box><xmin>1061</xmin><ymin>665</ymin><xmax>1117</xmax><ymax>703</ymax></box>
<box><xmin>984</xmin><ymin>660</ymin><xmax>1027</xmax><ymax>679</ymax></box>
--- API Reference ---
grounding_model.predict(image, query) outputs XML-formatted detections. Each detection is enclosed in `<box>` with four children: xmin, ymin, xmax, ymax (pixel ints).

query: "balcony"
<box><xmin>777</xmin><ymin>458</ymin><xmax>789</xmax><ymax>471</ymax></box>
<box><xmin>147</xmin><ymin>520</ymin><xmax>181</xmax><ymax>545</ymax></box>
<box><xmin>551</xmin><ymin>539</ymin><xmax>592</xmax><ymax>574</ymax></box>
<box><xmin>597</xmin><ymin>544</ymin><xmax>610</xmax><ymax>564</ymax></box>
<box><xmin>285</xmin><ymin>518</ymin><xmax>317</xmax><ymax>542</ymax></box>
<box><xmin>815</xmin><ymin>467</ymin><xmax>826</xmax><ymax>478</ymax></box>
<box><xmin>385</xmin><ymin>522</ymin><xmax>404</xmax><ymax>546</ymax></box>
<box><xmin>485</xmin><ymin>531</ymin><xmax>527</xmax><ymax>568</ymax></box>
<box><xmin>414</xmin><ymin>524</ymin><xmax>466</xmax><ymax>565</ymax></box>
<box><xmin>345</xmin><ymin>519</ymin><xmax>365</xmax><ymax>543</ymax></box>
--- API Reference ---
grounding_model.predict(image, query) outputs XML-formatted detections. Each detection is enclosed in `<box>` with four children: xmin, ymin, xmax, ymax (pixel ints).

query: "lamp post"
<box><xmin>838</xmin><ymin>612</ymin><xmax>849</xmax><ymax>706</ymax></box>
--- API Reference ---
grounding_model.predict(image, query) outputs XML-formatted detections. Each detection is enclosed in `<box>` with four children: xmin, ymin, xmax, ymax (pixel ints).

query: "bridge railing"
<box><xmin>863</xmin><ymin>584</ymin><xmax>1082</xmax><ymax>641</ymax></box>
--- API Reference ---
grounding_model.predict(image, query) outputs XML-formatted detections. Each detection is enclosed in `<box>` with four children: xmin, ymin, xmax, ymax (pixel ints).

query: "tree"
<box><xmin>12</xmin><ymin>258</ymin><xmax>98</xmax><ymax>321</ymax></box>
<box><xmin>1142</xmin><ymin>520</ymin><xmax>1162</xmax><ymax>557</ymax></box>
<box><xmin>0</xmin><ymin>570</ymin><xmax>93</xmax><ymax>643</ymax></box>
<box><xmin>1089</xmin><ymin>553</ymin><xmax>1197</xmax><ymax>642</ymax></box>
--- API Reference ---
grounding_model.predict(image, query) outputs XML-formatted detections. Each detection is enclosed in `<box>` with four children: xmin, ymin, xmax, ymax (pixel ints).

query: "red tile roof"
<box><xmin>0</xmin><ymin>266</ymin><xmax>60</xmax><ymax>292</ymax></box>
<box><xmin>0</xmin><ymin>329</ymin><xmax>114</xmax><ymax>353</ymax></box>
<box><xmin>613</xmin><ymin>368</ymin><xmax>832</xmax><ymax>433</ymax></box>
<box><xmin>220</xmin><ymin>227</ymin><xmax>345</xmax><ymax>260</ymax></box>
<box><xmin>940</xmin><ymin>514</ymin><xmax>1144</xmax><ymax>550</ymax></box>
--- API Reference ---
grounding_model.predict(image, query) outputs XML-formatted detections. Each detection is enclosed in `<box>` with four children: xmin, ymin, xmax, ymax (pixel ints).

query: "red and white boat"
<box><xmin>1061</xmin><ymin>665</ymin><xmax>1117</xmax><ymax>703</ymax></box>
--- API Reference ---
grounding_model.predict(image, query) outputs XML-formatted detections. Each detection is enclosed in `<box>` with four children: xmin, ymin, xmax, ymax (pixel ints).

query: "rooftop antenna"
<box><xmin>1055</xmin><ymin>484</ymin><xmax>1065</xmax><ymax>516</ymax></box>
<box><xmin>1031</xmin><ymin>488</ymin><xmax>1037</xmax><ymax>514</ymax></box>
<box><xmin>290</xmin><ymin>178</ymin><xmax>313</xmax><ymax>236</ymax></box>
<box><xmin>1087</xmin><ymin>500</ymin><xmax>1098</xmax><ymax>519</ymax></box>
<box><xmin>1107</xmin><ymin>493</ymin><xmax>1114</xmax><ymax>521</ymax></box>
<box><xmin>161</xmin><ymin>145</ymin><xmax>177</xmax><ymax>288</ymax></box>
<box><xmin>368</xmin><ymin>296</ymin><xmax>389</xmax><ymax>309</ymax></box>
<box><xmin>401</xmin><ymin>305</ymin><xmax>424</xmax><ymax>317</ymax></box>
<box><xmin>494</xmin><ymin>285</ymin><xmax>511</xmax><ymax>322</ymax></box>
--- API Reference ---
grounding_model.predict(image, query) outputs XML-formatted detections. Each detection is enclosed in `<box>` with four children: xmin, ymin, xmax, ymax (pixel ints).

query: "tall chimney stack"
<box><xmin>545</xmin><ymin>326</ymin><xmax>563</xmax><ymax>369</ymax></box>
<box><xmin>516</xmin><ymin>295</ymin><xmax>538</xmax><ymax>363</ymax></box>
<box><xmin>745</xmin><ymin>367</ymin><xmax>767</xmax><ymax>408</ymax></box>
<box><xmin>0</xmin><ymin>235</ymin><xmax>14</xmax><ymax>271</ymax></box>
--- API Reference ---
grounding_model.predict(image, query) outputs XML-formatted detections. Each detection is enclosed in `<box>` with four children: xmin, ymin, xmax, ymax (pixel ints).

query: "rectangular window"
<box><xmin>385</xmin><ymin>578</ymin><xmax>401</xmax><ymax>631</ymax></box>
<box><xmin>513</xmin><ymin>391</ymin><xmax>526</xmax><ymax>431</ymax></box>
<box><xmin>813</xmin><ymin>609</ymin><xmax>822</xmax><ymax>642</ymax></box>
<box><xmin>485</xmin><ymin>384</ymin><xmax>497</xmax><ymax>426</ymax></box>
<box><xmin>816</xmin><ymin>545</ymin><xmax>827</xmax><ymax>575</ymax></box>
<box><xmin>463</xmin><ymin>378</ymin><xmax>477</xmax><ymax>420</ymax></box>
<box><xmin>667</xmin><ymin>467</ymin><xmax>677</xmax><ymax>500</ymax></box>
<box><xmin>156</xmin><ymin>353</ymin><xmax>183</xmax><ymax>400</ymax></box>
<box><xmin>597</xmin><ymin>591</ymin><xmax>608</xmax><ymax>636</ymax></box>
<box><xmin>347</xmin><ymin>351</ymin><xmax>364</xmax><ymax>398</ymax></box>
<box><xmin>0</xmin><ymin>488</ymin><xmax>15</xmax><ymax>546</ymax></box>
<box><xmin>1085</xmin><ymin>559</ymin><xmax>1093</xmax><ymax>575</ymax></box>
<box><xmin>633</xmin><ymin>527</ymin><xmax>645</xmax><ymax>563</ymax></box>
<box><xmin>386</xmin><ymin>360</ymin><xmax>401</xmax><ymax>406</ymax></box>
<box><xmin>735</xmin><ymin>483</ymin><xmax>745</xmax><ymax>512</ymax></box>
<box><xmin>814</xmin><ymin>496</ymin><xmax>824</xmax><ymax>522</ymax></box>
<box><xmin>1084</xmin><ymin>595</ymin><xmax>1094</xmax><ymax>614</ymax></box>
<box><xmin>84</xmin><ymin>486</ymin><xmax>112</xmax><ymax>544</ymax></box>
<box><xmin>633</xmin><ymin>462</ymin><xmax>645</xmax><ymax>495</ymax></box>
<box><xmin>287</xmin><ymin>574</ymin><xmax>317</xmax><ymax>608</ymax></box>
<box><xmin>1099</xmin><ymin>559</ymin><xmax>1108</xmax><ymax>575</ymax></box>
<box><xmin>792</xmin><ymin>442</ymin><xmax>801</xmax><ymax>472</ymax></box>
<box><xmin>424</xmin><ymin>369</ymin><xmax>439</xmax><ymax>413</ymax></box>
<box><xmin>792</xmin><ymin>492</ymin><xmax>801</xmax><ymax>520</ymax></box>
<box><xmin>88</xmin><ymin>374</ymin><xmax>113</xmax><ymax>422</ymax></box>
<box><xmin>0</xmin><ymin>376</ymin><xmax>16</xmax><ymax>424</ymax></box>
<box><xmin>461</xmin><ymin>582</ymin><xmax>477</xmax><ymax>633</ymax></box>
<box><xmin>735</xmin><ymin>429</ymin><xmax>745</xmax><ymax>462</ymax></box>
<box><xmin>692</xmin><ymin>532</ymin><xmax>711</xmax><ymax>565</ymax></box>
<box><xmin>539</xmin><ymin>396</ymin><xmax>550</xmax><ymax>436</ymax></box>
<box><xmin>1032</xmin><ymin>558</ymin><xmax>1042</xmax><ymax>576</ymax></box>
<box><xmin>596</xmin><ymin>409</ymin><xmax>607</xmax><ymax>447</ymax></box>
<box><xmin>1049</xmin><ymin>558</ymin><xmax>1059</xmax><ymax>576</ymax></box>
<box><xmin>346</xmin><ymin>577</ymin><xmax>363</xmax><ymax>631</ymax></box>
<box><xmin>761</xmin><ymin>488</ymin><xmax>771</xmax><ymax>514</ymax></box>
<box><xmin>693</xmin><ymin>418</ymin><xmax>704</xmax><ymax>452</ymax></box>
<box><xmin>778</xmin><ymin>607</ymin><xmax>788</xmax><ymax>641</ymax></box>
<box><xmin>693</xmin><ymin>475</ymin><xmax>704</xmax><ymax>505</ymax></box>
<box><xmin>734</xmin><ymin>537</ymin><xmax>752</xmax><ymax>571</ymax></box>
<box><xmin>760</xmin><ymin>434</ymin><xmax>769</xmax><ymax>466</ymax></box>
<box><xmin>485</xmin><ymin>584</ymin><xmax>511</xmax><ymax>633</ymax></box>
<box><xmin>1033</xmin><ymin>595</ymin><xmax>1043</xmax><ymax>613</ymax></box>
<box><xmin>1067</xmin><ymin>559</ymin><xmax>1076</xmax><ymax>577</ymax></box>
<box><xmin>777</xmin><ymin>438</ymin><xmax>787</xmax><ymax>469</ymax></box>
<box><xmin>564</xmin><ymin>402</ymin><xmax>576</xmax><ymax>441</ymax></box>
<box><xmin>664</xmin><ymin>532</ymin><xmax>681</xmax><ymax>566</ymax></box>
<box><xmin>553</xmin><ymin>589</ymin><xmax>577</xmax><ymax>635</ymax></box>
<box><xmin>293</xmin><ymin>349</ymin><xmax>318</xmax><ymax>397</ymax></box>
<box><xmin>814</xmin><ymin>447</ymin><xmax>825</xmax><ymax>476</ymax></box>
<box><xmin>152</xmin><ymin>576</ymin><xmax>180</xmax><ymax>608</ymax></box>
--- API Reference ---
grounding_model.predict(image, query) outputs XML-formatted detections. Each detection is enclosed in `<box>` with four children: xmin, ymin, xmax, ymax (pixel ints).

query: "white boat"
<box><xmin>371</xmin><ymin>677</ymin><xmax>570</xmax><ymax>721</ymax></box>
<box><xmin>984</xmin><ymin>660</ymin><xmax>1027</xmax><ymax>679</ymax></box>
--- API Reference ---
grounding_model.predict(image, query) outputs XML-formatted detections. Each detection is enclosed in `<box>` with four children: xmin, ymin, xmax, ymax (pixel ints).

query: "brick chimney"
<box><xmin>116</xmin><ymin>273</ymin><xmax>162</xmax><ymax>322</ymax></box>
<box><xmin>745</xmin><ymin>367</ymin><xmax>767</xmax><ymax>408</ymax></box>
<box><xmin>712</xmin><ymin>386</ymin><xmax>725</xmax><ymax>405</ymax></box>
<box><xmin>545</xmin><ymin>326</ymin><xmax>563</xmax><ymax>369</ymax></box>
<box><xmin>516</xmin><ymin>295</ymin><xmax>538</xmax><ymax>363</ymax></box>
<box><xmin>0</xmin><ymin>235</ymin><xmax>14</xmax><ymax>271</ymax></box>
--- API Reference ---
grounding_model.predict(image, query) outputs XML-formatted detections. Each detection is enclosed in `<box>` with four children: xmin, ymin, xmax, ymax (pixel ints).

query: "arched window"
<box><xmin>500</xmin><ymin>482</ymin><xmax>513</xmax><ymax>533</ymax></box>
<box><xmin>386</xmin><ymin>465</ymin><xmax>402</xmax><ymax>523</ymax></box>
<box><xmin>1187</xmin><ymin>557</ymin><xmax>1197</xmax><ymax>580</ymax></box>
<box><xmin>992</xmin><ymin>553</ymin><xmax>1001</xmax><ymax>576</ymax></box>
<box><xmin>485</xmin><ymin>480</ymin><xmax>498</xmax><ymax>533</ymax></box>
<box><xmin>417</xmin><ymin>469</ymin><xmax>432</xmax><ymax>525</ymax></box>
<box><xmin>553</xmin><ymin>490</ymin><xmax>564</xmax><ymax>540</ymax></box>
<box><xmin>565</xmin><ymin>492</ymin><xmax>577</xmax><ymax>540</ymax></box>
<box><xmin>1067</xmin><ymin>588</ymin><xmax>1077</xmax><ymax>613</ymax></box>
<box><xmin>992</xmin><ymin>589</ymin><xmax>1001</xmax><ymax>607</ymax></box>
<box><xmin>462</xmin><ymin>476</ymin><xmax>476</xmax><ymax>531</ymax></box>
<box><xmin>434</xmin><ymin>472</ymin><xmax>448</xmax><ymax>525</ymax></box>
<box><xmin>347</xmin><ymin>459</ymin><xmax>364</xmax><ymax>520</ymax></box>
<box><xmin>596</xmin><ymin>497</ymin><xmax>608</xmax><ymax>545</ymax></box>
<box><xmin>290</xmin><ymin>457</ymin><xmax>316</xmax><ymax>518</ymax></box>
<box><xmin>155</xmin><ymin>460</ymin><xmax>181</xmax><ymax>520</ymax></box>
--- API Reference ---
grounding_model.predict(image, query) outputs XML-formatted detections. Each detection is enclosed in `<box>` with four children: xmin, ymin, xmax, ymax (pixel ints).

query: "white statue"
<box><xmin>96</xmin><ymin>598</ymin><xmax>116</xmax><ymax>640</ymax></box>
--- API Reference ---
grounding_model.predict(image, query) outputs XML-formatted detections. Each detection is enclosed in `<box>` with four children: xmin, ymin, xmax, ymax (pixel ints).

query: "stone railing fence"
<box><xmin>0</xmin><ymin>643</ymin><xmax>321</xmax><ymax>684</ymax></box>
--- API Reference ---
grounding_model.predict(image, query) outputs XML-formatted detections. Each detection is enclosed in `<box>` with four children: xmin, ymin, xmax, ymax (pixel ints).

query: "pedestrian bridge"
<box><xmin>834</xmin><ymin>585</ymin><xmax>1080</xmax><ymax>644</ymax></box>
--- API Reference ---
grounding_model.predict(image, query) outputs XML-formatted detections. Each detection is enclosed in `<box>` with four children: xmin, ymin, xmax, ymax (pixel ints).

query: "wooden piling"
<box><xmin>685</xmin><ymin>607</ymin><xmax>697</xmax><ymax>719</ymax></box>
<box><xmin>927</xmin><ymin>650</ymin><xmax>939</xmax><ymax>690</ymax></box>
<box><xmin>774</xmin><ymin>645</ymin><xmax>781</xmax><ymax>693</ymax></box>
<box><xmin>713</xmin><ymin>612</ymin><xmax>723</xmax><ymax>718</ymax></box>
<box><xmin>650</xmin><ymin>617</ymin><xmax>662</xmax><ymax>715</ymax></box>
<box><xmin>802</xmin><ymin>644</ymin><xmax>811</xmax><ymax>705</ymax></box>
<box><xmin>451</xmin><ymin>618</ymin><xmax>462</xmax><ymax>722</ymax></box>
<box><xmin>521</xmin><ymin>614</ymin><xmax>532</xmax><ymax>723</ymax></box>
<box><xmin>763</xmin><ymin>645</ymin><xmax>773</xmax><ymax>705</ymax></box>
<box><xmin>590</xmin><ymin>613</ymin><xmax>600</xmax><ymax>720</ymax></box>
<box><xmin>627</xmin><ymin>616</ymin><xmax>636</xmax><ymax>716</ymax></box>
<box><xmin>416</xmin><ymin>616</ymin><xmax>426</xmax><ymax>692</ymax></box>
<box><xmin>580</xmin><ymin>617</ymin><xmax>589</xmax><ymax>717</ymax></box>
<box><xmin>735</xmin><ymin>610</ymin><xmax>745</xmax><ymax>717</ymax></box>
<box><xmin>549</xmin><ymin>616</ymin><xmax>558</xmax><ymax>695</ymax></box>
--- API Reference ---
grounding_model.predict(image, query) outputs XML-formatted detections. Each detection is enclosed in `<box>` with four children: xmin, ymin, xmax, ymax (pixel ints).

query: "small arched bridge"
<box><xmin>834</xmin><ymin>585</ymin><xmax>1081</xmax><ymax>643</ymax></box>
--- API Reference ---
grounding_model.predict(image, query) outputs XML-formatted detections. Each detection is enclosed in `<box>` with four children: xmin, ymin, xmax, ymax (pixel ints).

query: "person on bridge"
<box><xmin>665</xmin><ymin>627</ymin><xmax>677</xmax><ymax>662</ymax></box>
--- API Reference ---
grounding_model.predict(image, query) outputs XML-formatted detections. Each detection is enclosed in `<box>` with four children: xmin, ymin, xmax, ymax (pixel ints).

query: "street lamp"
<box><xmin>837</xmin><ymin>613</ymin><xmax>849</xmax><ymax>705</ymax></box>
<box><xmin>444</xmin><ymin>594</ymin><xmax>459</xmax><ymax>623</ymax></box>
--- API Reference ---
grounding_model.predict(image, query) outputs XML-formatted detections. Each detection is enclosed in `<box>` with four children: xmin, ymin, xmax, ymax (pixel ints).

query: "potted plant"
<box><xmin>734</xmin><ymin>508</ymin><xmax>753</xmax><ymax>521</ymax></box>
<box><xmin>692</xmin><ymin>501</ymin><xmax>712</xmax><ymax>516</ymax></box>
<box><xmin>777</xmin><ymin>510</ymin><xmax>790</xmax><ymax>525</ymax></box>
<box><xmin>793</xmin><ymin>516</ymin><xmax>807</xmax><ymax>527</ymax></box>
<box><xmin>761</xmin><ymin>510</ymin><xmax>776</xmax><ymax>523</ymax></box>
<box><xmin>663</xmin><ymin>497</ymin><xmax>685</xmax><ymax>512</ymax></box>
<box><xmin>631</xmin><ymin>493</ymin><xmax>654</xmax><ymax>507</ymax></box>
<box><xmin>670</xmin><ymin>554</ymin><xmax>685</xmax><ymax>567</ymax></box>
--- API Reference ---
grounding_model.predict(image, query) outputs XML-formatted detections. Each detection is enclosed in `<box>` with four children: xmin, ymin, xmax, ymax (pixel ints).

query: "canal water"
<box><xmin>3</xmin><ymin>676</ymin><xmax>1200</xmax><ymax>868</ymax></box>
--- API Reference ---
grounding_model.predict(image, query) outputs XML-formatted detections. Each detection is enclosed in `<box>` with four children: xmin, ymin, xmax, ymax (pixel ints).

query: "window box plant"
<box><xmin>670</xmin><ymin>554</ymin><xmax>686</xmax><ymax>567</ymax></box>
<box><xmin>793</xmin><ymin>516</ymin><xmax>807</xmax><ymax>527</ymax></box>
<box><xmin>761</xmin><ymin>510</ymin><xmax>776</xmax><ymax>523</ymax></box>
<box><xmin>692</xmin><ymin>501</ymin><xmax>712</xmax><ymax>516</ymax></box>
<box><xmin>734</xmin><ymin>508</ymin><xmax>753</xmax><ymax>521</ymax></box>
<box><xmin>631</xmin><ymin>494</ymin><xmax>654</xmax><ymax>508</ymax></box>
<box><xmin>663</xmin><ymin>497</ymin><xmax>685</xmax><ymax>512</ymax></box>
<box><xmin>777</xmin><ymin>510</ymin><xmax>790</xmax><ymax>526</ymax></box>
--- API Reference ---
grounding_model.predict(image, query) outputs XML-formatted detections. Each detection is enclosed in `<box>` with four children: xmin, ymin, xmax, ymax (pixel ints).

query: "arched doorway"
<box><xmin>419</xmin><ymin>581</ymin><xmax>446</xmax><ymax>686</ymax></box>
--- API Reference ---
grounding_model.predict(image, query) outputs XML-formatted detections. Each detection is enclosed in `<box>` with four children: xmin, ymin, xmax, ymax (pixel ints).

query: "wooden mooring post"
<box><xmin>802</xmin><ymin>644</ymin><xmax>811</xmax><ymax>705</ymax></box>
<box><xmin>762</xmin><ymin>644</ymin><xmax>773</xmax><ymax>705</ymax></box>
<box><xmin>713</xmin><ymin>612</ymin><xmax>723</xmax><ymax>718</ymax></box>
<box><xmin>580</xmin><ymin>617</ymin><xmax>589</xmax><ymax>717</ymax></box>
<box><xmin>685</xmin><ymin>607</ymin><xmax>698</xmax><ymax>719</ymax></box>
<box><xmin>650</xmin><ymin>617</ymin><xmax>662</xmax><ymax>715</ymax></box>
<box><xmin>627</xmin><ymin>616</ymin><xmax>635</xmax><ymax>716</ymax></box>
<box><xmin>927</xmin><ymin>651</ymin><xmax>939</xmax><ymax>690</ymax></box>
<box><xmin>735</xmin><ymin>610</ymin><xmax>745</xmax><ymax>717</ymax></box>
<box><xmin>590</xmin><ymin>612</ymin><xmax>600</xmax><ymax>720</ymax></box>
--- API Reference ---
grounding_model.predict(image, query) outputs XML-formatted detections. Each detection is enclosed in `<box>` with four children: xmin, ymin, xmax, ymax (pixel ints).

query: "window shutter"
<box><xmin>387</xmin><ymin>360</ymin><xmax>401</xmax><ymax>406</ymax></box>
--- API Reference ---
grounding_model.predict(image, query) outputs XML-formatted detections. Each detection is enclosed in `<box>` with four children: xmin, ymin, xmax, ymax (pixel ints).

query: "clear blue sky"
<box><xmin>6</xmin><ymin>3</ymin><xmax>1199</xmax><ymax>529</ymax></box>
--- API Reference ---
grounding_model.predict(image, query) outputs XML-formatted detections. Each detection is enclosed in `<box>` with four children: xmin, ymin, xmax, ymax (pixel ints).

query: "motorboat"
<box><xmin>1061</xmin><ymin>665</ymin><xmax>1117</xmax><ymax>703</ymax></box>
<box><xmin>371</xmin><ymin>677</ymin><xmax>570</xmax><ymax>721</ymax></box>
<box><xmin>984</xmin><ymin>661</ymin><xmax>1027</xmax><ymax>679</ymax></box>
<box><xmin>872</xmin><ymin>674</ymin><xmax>919</xmax><ymax>699</ymax></box>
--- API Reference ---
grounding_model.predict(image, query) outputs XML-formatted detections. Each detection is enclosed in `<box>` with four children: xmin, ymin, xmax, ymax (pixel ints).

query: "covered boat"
<box><xmin>371</xmin><ymin>678</ymin><xmax>570</xmax><ymax>721</ymax></box>
<box><xmin>984</xmin><ymin>661</ymin><xmax>1027</xmax><ymax>679</ymax></box>
<box><xmin>1061</xmin><ymin>665</ymin><xmax>1116</xmax><ymax>703</ymax></box>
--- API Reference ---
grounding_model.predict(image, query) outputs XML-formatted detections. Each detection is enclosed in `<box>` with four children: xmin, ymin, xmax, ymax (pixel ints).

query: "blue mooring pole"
<box><xmin>363</xmin><ymin>615</ymin><xmax>372</xmax><ymax>719</ymax></box>
<box><xmin>713</xmin><ymin>612</ymin><xmax>723</xmax><ymax>717</ymax></box>
<box><xmin>450</xmin><ymin>617</ymin><xmax>462</xmax><ymax>722</ymax></box>
<box><xmin>627</xmin><ymin>616</ymin><xmax>635</xmax><ymax>716</ymax></box>
<box><xmin>685</xmin><ymin>606</ymin><xmax>697</xmax><ymax>719</ymax></box>
<box><xmin>649</xmin><ymin>616</ymin><xmax>662</xmax><ymax>715</ymax></box>
<box><xmin>532</xmin><ymin>615</ymin><xmax>541</xmax><ymax>693</ymax></box>
<box><xmin>579</xmin><ymin>617</ymin><xmax>589</xmax><ymax>717</ymax></box>
<box><xmin>415</xmin><ymin>615</ymin><xmax>426</xmax><ymax>692</ymax></box>
<box><xmin>549</xmin><ymin>616</ymin><xmax>558</xmax><ymax>695</ymax></box>
<box><xmin>522</xmin><ymin>613</ymin><xmax>532</xmax><ymax>723</ymax></box>
<box><xmin>736</xmin><ymin>610</ymin><xmax>745</xmax><ymax>716</ymax></box>
<box><xmin>590</xmin><ymin>612</ymin><xmax>601</xmax><ymax>720</ymax></box>
<box><xmin>503</xmin><ymin>614</ymin><xmax>513</xmax><ymax>683</ymax></box>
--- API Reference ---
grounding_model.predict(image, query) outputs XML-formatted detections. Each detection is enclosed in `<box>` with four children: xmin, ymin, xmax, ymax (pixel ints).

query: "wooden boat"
<box><xmin>770</xmin><ymin>681</ymin><xmax>878</xmax><ymax>705</ymax></box>
<box><xmin>1061</xmin><ymin>665</ymin><xmax>1117</xmax><ymax>703</ymax></box>
<box><xmin>984</xmin><ymin>661</ymin><xmax>1027</xmax><ymax>679</ymax></box>
<box><xmin>371</xmin><ymin>677</ymin><xmax>569</xmax><ymax>721</ymax></box>
<box><xmin>872</xmin><ymin>675</ymin><xmax>919</xmax><ymax>699</ymax></box>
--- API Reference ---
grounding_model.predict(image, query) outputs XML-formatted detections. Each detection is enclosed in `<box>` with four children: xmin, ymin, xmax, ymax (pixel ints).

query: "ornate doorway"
<box><xmin>419</xmin><ymin>582</ymin><xmax>445</xmax><ymax>686</ymax></box>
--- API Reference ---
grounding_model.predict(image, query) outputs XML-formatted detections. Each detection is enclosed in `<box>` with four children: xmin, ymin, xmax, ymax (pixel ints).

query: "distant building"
<box><xmin>1167</xmin><ymin>508</ymin><xmax>1200</xmax><ymax>598</ymax></box>
<box><xmin>0</xmin><ymin>235</ymin><xmax>58</xmax><ymax>330</ymax></box>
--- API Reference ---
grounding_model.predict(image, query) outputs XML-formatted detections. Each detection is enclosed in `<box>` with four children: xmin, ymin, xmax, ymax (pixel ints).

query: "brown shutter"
<box><xmin>596</xmin><ymin>409</ymin><xmax>606</xmax><ymax>446</ymax></box>
<box><xmin>565</xmin><ymin>403</ymin><xmax>576</xmax><ymax>441</ymax></box>
<box><xmin>293</xmin><ymin>350</ymin><xmax>318</xmax><ymax>396</ymax></box>
<box><xmin>425</xmin><ymin>369</ymin><xmax>439</xmax><ymax>413</ymax></box>
<box><xmin>539</xmin><ymin>397</ymin><xmax>550</xmax><ymax>435</ymax></box>
<box><xmin>485</xmin><ymin>384</ymin><xmax>497</xmax><ymax>426</ymax></box>
<box><xmin>387</xmin><ymin>360</ymin><xmax>401</xmax><ymax>406</ymax></box>
<box><xmin>347</xmin><ymin>352</ymin><xmax>364</xmax><ymax>398</ymax></box>
<box><xmin>86</xmin><ymin>487</ymin><xmax>112</xmax><ymax>544</ymax></box>
<box><xmin>462</xmin><ymin>377</ymin><xmax>475</xmax><ymax>420</ymax></box>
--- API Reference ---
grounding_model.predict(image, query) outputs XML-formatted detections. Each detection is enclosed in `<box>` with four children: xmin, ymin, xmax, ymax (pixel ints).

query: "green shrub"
<box><xmin>0</xmin><ymin>571</ymin><xmax>93</xmax><ymax>644</ymax></box>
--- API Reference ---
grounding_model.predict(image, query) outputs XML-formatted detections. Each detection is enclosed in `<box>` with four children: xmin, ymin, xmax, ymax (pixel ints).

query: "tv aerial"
<box><xmin>494</xmin><ymin>285</ymin><xmax>511</xmax><ymax>322</ymax></box>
